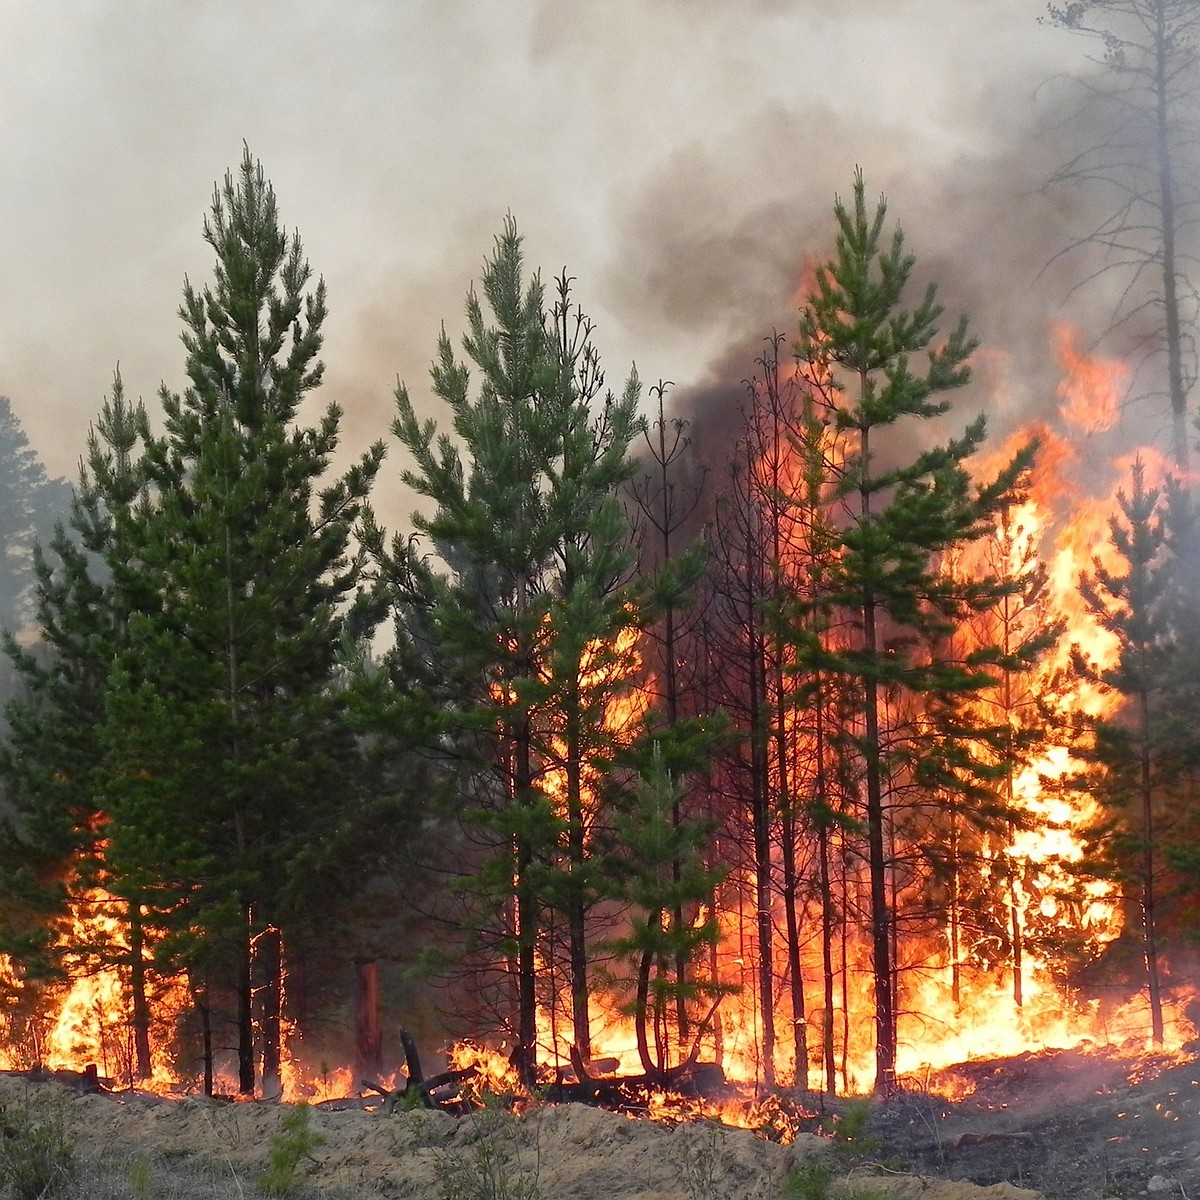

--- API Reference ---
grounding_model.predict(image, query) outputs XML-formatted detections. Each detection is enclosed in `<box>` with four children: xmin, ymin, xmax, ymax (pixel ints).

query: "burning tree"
<box><xmin>1043</xmin><ymin>0</ymin><xmax>1200</xmax><ymax>469</ymax></box>
<box><xmin>789</xmin><ymin>171</ymin><xmax>1037</xmax><ymax>1093</ymax></box>
<box><xmin>371</xmin><ymin>220</ymin><xmax>655</xmax><ymax>1080</ymax></box>
<box><xmin>1074</xmin><ymin>458</ymin><xmax>1174</xmax><ymax>1043</ymax></box>
<box><xmin>119</xmin><ymin>150</ymin><xmax>384</xmax><ymax>1097</ymax></box>
<box><xmin>1</xmin><ymin>151</ymin><xmax>385</xmax><ymax>1096</ymax></box>
<box><xmin>0</xmin><ymin>377</ymin><xmax>158</xmax><ymax>1077</ymax></box>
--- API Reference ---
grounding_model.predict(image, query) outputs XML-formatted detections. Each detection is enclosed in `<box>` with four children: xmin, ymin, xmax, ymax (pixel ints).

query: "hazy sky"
<box><xmin>0</xmin><ymin>1</ymin><xmax>1109</xmax><ymax>527</ymax></box>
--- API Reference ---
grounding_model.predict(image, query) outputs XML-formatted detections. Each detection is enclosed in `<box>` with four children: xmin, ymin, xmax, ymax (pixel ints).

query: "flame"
<box><xmin>1053</xmin><ymin>322</ymin><xmax>1130</xmax><ymax>434</ymax></box>
<box><xmin>0</xmin><ymin>319</ymin><xmax>1192</xmax><ymax>1125</ymax></box>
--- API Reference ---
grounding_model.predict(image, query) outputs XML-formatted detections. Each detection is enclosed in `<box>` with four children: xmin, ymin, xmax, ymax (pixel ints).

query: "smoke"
<box><xmin>0</xmin><ymin>0</ymin><xmax>1150</xmax><ymax>531</ymax></box>
<box><xmin>592</xmin><ymin>17</ymin><xmax>1189</xmax><ymax>489</ymax></box>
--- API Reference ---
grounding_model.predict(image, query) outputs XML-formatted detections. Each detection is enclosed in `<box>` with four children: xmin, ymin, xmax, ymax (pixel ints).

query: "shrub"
<box><xmin>257</xmin><ymin>1104</ymin><xmax>325</xmax><ymax>1198</ymax></box>
<box><xmin>0</xmin><ymin>1097</ymin><xmax>78</xmax><ymax>1200</ymax></box>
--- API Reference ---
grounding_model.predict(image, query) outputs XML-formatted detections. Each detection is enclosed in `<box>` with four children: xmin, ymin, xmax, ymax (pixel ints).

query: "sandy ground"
<box><xmin>0</xmin><ymin>1070</ymin><xmax>1052</xmax><ymax>1200</ymax></box>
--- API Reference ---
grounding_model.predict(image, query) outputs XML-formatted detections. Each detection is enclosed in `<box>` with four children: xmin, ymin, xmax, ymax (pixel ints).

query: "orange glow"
<box><xmin>1053</xmin><ymin>322</ymin><xmax>1130</xmax><ymax>434</ymax></box>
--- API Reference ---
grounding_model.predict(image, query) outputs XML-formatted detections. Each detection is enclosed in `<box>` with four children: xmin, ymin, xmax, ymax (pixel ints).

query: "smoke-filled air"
<box><xmin>1</xmin><ymin>0</ymin><xmax>1200</xmax><ymax>1161</ymax></box>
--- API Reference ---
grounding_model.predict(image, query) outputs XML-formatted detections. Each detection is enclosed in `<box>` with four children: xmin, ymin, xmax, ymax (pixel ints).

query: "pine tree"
<box><xmin>599</xmin><ymin>742</ymin><xmax>730</xmax><ymax>1077</ymax></box>
<box><xmin>370</xmin><ymin>219</ymin><xmax>647</xmax><ymax>1080</ymax></box>
<box><xmin>103</xmin><ymin>149</ymin><xmax>384</xmax><ymax>1095</ymax></box>
<box><xmin>0</xmin><ymin>395</ymin><xmax>69</xmax><ymax>642</ymax></box>
<box><xmin>795</xmin><ymin>171</ymin><xmax>1035</xmax><ymax>1093</ymax></box>
<box><xmin>1156</xmin><ymin>478</ymin><xmax>1200</xmax><ymax>937</ymax></box>
<box><xmin>1075</xmin><ymin>457</ymin><xmax>1170</xmax><ymax>1043</ymax></box>
<box><xmin>0</xmin><ymin>376</ymin><xmax>156</xmax><ymax>1074</ymax></box>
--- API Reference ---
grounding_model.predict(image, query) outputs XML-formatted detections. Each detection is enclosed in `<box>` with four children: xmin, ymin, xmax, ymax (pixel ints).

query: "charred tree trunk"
<box><xmin>237</xmin><ymin>901</ymin><xmax>255</xmax><ymax>1096</ymax></box>
<box><xmin>749</xmin><ymin>648</ymin><xmax>776</xmax><ymax>1088</ymax></box>
<box><xmin>1138</xmin><ymin>679</ymin><xmax>1165</xmax><ymax>1045</ymax></box>
<box><xmin>948</xmin><ymin>805</ymin><xmax>962</xmax><ymax>1008</ymax></box>
<box><xmin>564</xmin><ymin>685</ymin><xmax>591</xmax><ymax>1061</ymax></box>
<box><xmin>779</xmin><ymin>798</ymin><xmax>807</xmax><ymax>1090</ymax></box>
<box><xmin>513</xmin><ymin>714</ymin><xmax>539</xmax><ymax>1086</ymax></box>
<box><xmin>1001</xmin><ymin>647</ymin><xmax>1025</xmax><ymax>1011</ymax></box>
<box><xmin>128</xmin><ymin>901</ymin><xmax>152</xmax><ymax>1082</ymax></box>
<box><xmin>190</xmin><ymin>974</ymin><xmax>214</xmax><ymax>1098</ymax></box>
<box><xmin>259</xmin><ymin>925</ymin><xmax>283</xmax><ymax>1099</ymax></box>
<box><xmin>1152</xmin><ymin>2</ymin><xmax>1190</xmax><ymax>472</ymax></box>
<box><xmin>817</xmin><ymin>816</ymin><xmax>837</xmax><ymax>1095</ymax></box>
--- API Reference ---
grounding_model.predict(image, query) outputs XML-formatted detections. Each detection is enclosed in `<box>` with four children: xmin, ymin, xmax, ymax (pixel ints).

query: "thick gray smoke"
<box><xmin>0</xmin><ymin>0</ymin><xmax>1149</xmax><ymax>532</ymax></box>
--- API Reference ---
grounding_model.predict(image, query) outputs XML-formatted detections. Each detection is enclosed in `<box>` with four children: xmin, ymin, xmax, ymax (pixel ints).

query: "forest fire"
<box><xmin>0</xmin><ymin>316</ymin><xmax>1192</xmax><ymax>1128</ymax></box>
<box><xmin>0</xmin><ymin>140</ymin><xmax>1196</xmax><ymax>1166</ymax></box>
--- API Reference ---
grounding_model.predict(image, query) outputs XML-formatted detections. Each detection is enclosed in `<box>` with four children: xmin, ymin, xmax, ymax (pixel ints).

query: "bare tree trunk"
<box><xmin>190</xmin><ymin>975</ymin><xmax>214</xmax><ymax>1099</ymax></box>
<box><xmin>354</xmin><ymin>959</ymin><xmax>383</xmax><ymax>1082</ymax></box>
<box><xmin>514</xmin><ymin>717</ymin><xmax>539</xmax><ymax>1086</ymax></box>
<box><xmin>948</xmin><ymin>807</ymin><xmax>962</xmax><ymax>1008</ymax></box>
<box><xmin>750</xmin><ymin>634</ymin><xmax>776</xmax><ymax>1088</ymax></box>
<box><xmin>564</xmin><ymin>686</ymin><xmax>591</xmax><ymax>1061</ymax></box>
<box><xmin>1152</xmin><ymin>1</ymin><xmax>1191</xmax><ymax>472</ymax></box>
<box><xmin>817</xmin><ymin>819</ymin><xmax>837</xmax><ymax>1094</ymax></box>
<box><xmin>128</xmin><ymin>902</ymin><xmax>152</xmax><ymax>1082</ymax></box>
<box><xmin>259</xmin><ymin>925</ymin><xmax>283</xmax><ymax>1100</ymax></box>
<box><xmin>1138</xmin><ymin>682</ymin><xmax>1165</xmax><ymax>1044</ymax></box>
<box><xmin>237</xmin><ymin>902</ymin><xmax>255</xmax><ymax>1096</ymax></box>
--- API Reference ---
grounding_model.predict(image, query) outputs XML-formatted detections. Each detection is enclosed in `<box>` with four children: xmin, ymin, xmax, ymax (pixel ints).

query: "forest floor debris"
<box><xmin>0</xmin><ymin>1046</ymin><xmax>1193</xmax><ymax>1199</ymax></box>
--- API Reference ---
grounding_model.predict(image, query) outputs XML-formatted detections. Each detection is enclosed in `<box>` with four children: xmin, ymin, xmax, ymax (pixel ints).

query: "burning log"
<box><xmin>547</xmin><ymin>1043</ymin><xmax>731</xmax><ymax>1108</ymax></box>
<box><xmin>357</xmin><ymin>1027</ymin><xmax>478</xmax><ymax>1114</ymax></box>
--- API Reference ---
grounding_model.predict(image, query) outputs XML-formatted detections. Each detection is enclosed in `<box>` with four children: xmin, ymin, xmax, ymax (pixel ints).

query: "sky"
<box><xmin>0</xmin><ymin>1</ymin><xmax>1128</xmax><ymax>529</ymax></box>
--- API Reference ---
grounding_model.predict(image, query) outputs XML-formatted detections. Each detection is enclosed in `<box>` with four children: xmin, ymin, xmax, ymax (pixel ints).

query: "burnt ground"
<box><xmin>863</xmin><ymin>1046</ymin><xmax>1200</xmax><ymax>1199</ymax></box>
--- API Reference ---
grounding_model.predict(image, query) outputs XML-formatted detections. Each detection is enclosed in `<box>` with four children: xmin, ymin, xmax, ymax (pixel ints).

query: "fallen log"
<box><xmin>14</xmin><ymin>1063</ymin><xmax>111</xmax><ymax>1093</ymax></box>
<box><xmin>359</xmin><ymin>1027</ymin><xmax>479</xmax><ymax>1114</ymax></box>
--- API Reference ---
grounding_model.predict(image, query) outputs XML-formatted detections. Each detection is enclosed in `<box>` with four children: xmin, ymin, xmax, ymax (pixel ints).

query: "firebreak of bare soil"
<box><xmin>867</xmin><ymin>1044</ymin><xmax>1200</xmax><ymax>1199</ymax></box>
<box><xmin>0</xmin><ymin>1072</ymin><xmax>1043</xmax><ymax>1200</ymax></box>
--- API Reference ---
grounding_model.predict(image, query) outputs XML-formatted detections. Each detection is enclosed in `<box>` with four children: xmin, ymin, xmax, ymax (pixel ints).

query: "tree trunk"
<box><xmin>513</xmin><ymin>716</ymin><xmax>539</xmax><ymax>1085</ymax></box>
<box><xmin>190</xmin><ymin>974</ymin><xmax>214</xmax><ymax>1098</ymax></box>
<box><xmin>564</xmin><ymin>686</ymin><xmax>591</xmax><ymax>1061</ymax></box>
<box><xmin>780</xmin><ymin>799</ymin><xmax>807</xmax><ymax>1090</ymax></box>
<box><xmin>258</xmin><ymin>925</ymin><xmax>283</xmax><ymax>1100</ymax></box>
<box><xmin>237</xmin><ymin>901</ymin><xmax>255</xmax><ymax>1096</ymax></box>
<box><xmin>750</xmin><ymin>640</ymin><xmax>776</xmax><ymax>1088</ymax></box>
<box><xmin>1138</xmin><ymin>680</ymin><xmax>1165</xmax><ymax>1045</ymax></box>
<box><xmin>948</xmin><ymin>805</ymin><xmax>962</xmax><ymax>1008</ymax></box>
<box><xmin>354</xmin><ymin>959</ymin><xmax>384</xmax><ymax>1082</ymax></box>
<box><xmin>817</xmin><ymin>818</ymin><xmax>837</xmax><ymax>1095</ymax></box>
<box><xmin>128</xmin><ymin>901</ymin><xmax>152</xmax><ymax>1082</ymax></box>
<box><xmin>635</xmin><ymin>921</ymin><xmax>660</xmax><ymax>1075</ymax></box>
<box><xmin>1152</xmin><ymin>2</ymin><xmax>1190</xmax><ymax>472</ymax></box>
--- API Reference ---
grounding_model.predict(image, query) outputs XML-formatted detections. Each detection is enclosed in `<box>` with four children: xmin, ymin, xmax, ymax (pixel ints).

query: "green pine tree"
<box><xmin>0</xmin><ymin>374</ymin><xmax>157</xmax><ymax>1074</ymax></box>
<box><xmin>103</xmin><ymin>149</ymin><xmax>384</xmax><ymax>1096</ymax></box>
<box><xmin>795</xmin><ymin>170</ymin><xmax>1035</xmax><ymax>1093</ymax></box>
<box><xmin>598</xmin><ymin>742</ymin><xmax>731</xmax><ymax>1078</ymax></box>
<box><xmin>370</xmin><ymin>219</ymin><xmax>648</xmax><ymax>1080</ymax></box>
<box><xmin>0</xmin><ymin>395</ymin><xmax>70</xmax><ymax>643</ymax></box>
<box><xmin>1074</xmin><ymin>457</ymin><xmax>1171</xmax><ymax>1044</ymax></box>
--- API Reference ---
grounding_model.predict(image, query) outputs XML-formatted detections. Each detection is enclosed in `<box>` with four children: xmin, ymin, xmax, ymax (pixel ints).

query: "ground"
<box><xmin>869</xmin><ymin>1047</ymin><xmax>1200</xmax><ymax>1199</ymax></box>
<box><xmin>0</xmin><ymin>1048</ymin><xmax>1195</xmax><ymax>1199</ymax></box>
